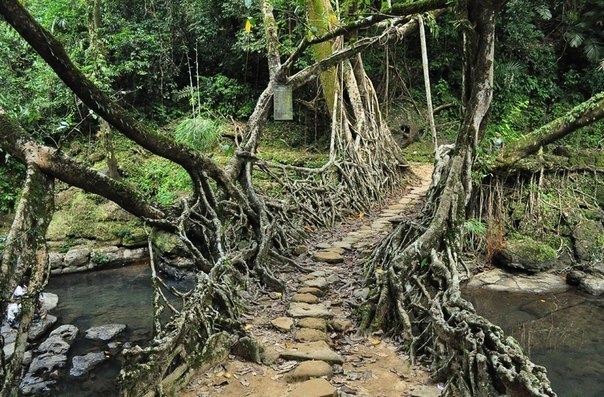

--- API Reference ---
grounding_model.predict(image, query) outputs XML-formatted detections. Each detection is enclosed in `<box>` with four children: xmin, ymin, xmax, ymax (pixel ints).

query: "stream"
<box><xmin>43</xmin><ymin>265</ymin><xmax>603</xmax><ymax>396</ymax></box>
<box><xmin>464</xmin><ymin>288</ymin><xmax>604</xmax><ymax>397</ymax></box>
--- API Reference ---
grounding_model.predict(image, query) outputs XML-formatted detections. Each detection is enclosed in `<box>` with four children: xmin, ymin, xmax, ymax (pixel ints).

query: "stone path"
<box><xmin>182</xmin><ymin>164</ymin><xmax>440</xmax><ymax>397</ymax></box>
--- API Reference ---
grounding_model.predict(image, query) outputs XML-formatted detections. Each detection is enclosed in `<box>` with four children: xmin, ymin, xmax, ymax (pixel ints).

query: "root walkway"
<box><xmin>182</xmin><ymin>164</ymin><xmax>439</xmax><ymax>397</ymax></box>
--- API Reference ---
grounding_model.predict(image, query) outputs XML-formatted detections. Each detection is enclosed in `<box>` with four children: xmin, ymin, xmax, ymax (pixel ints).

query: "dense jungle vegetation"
<box><xmin>0</xmin><ymin>0</ymin><xmax>602</xmax><ymax>212</ymax></box>
<box><xmin>1</xmin><ymin>0</ymin><xmax>603</xmax><ymax>396</ymax></box>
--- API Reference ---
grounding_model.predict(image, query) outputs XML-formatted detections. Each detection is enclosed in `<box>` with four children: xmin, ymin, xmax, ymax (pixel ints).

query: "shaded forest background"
<box><xmin>0</xmin><ymin>0</ymin><xmax>603</xmax><ymax>214</ymax></box>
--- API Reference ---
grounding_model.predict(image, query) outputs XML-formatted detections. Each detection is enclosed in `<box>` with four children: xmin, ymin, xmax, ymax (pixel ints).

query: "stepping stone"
<box><xmin>410</xmin><ymin>385</ymin><xmax>442</xmax><ymax>397</ymax></box>
<box><xmin>294</xmin><ymin>328</ymin><xmax>327</xmax><ymax>342</ymax></box>
<box><xmin>288</xmin><ymin>378</ymin><xmax>336</xmax><ymax>397</ymax></box>
<box><xmin>286</xmin><ymin>360</ymin><xmax>333</xmax><ymax>382</ymax></box>
<box><xmin>302</xmin><ymin>277</ymin><xmax>329</xmax><ymax>289</ymax></box>
<box><xmin>280</xmin><ymin>341</ymin><xmax>343</xmax><ymax>364</ymax></box>
<box><xmin>28</xmin><ymin>315</ymin><xmax>58</xmax><ymax>341</ymax></box>
<box><xmin>297</xmin><ymin>287</ymin><xmax>324</xmax><ymax>297</ymax></box>
<box><xmin>315</xmin><ymin>243</ymin><xmax>332</xmax><ymax>249</ymax></box>
<box><xmin>288</xmin><ymin>302</ymin><xmax>333</xmax><ymax>319</ymax></box>
<box><xmin>329</xmin><ymin>319</ymin><xmax>353</xmax><ymax>332</ymax></box>
<box><xmin>292</xmin><ymin>293</ymin><xmax>319</xmax><ymax>304</ymax></box>
<box><xmin>271</xmin><ymin>317</ymin><xmax>294</xmax><ymax>332</ymax></box>
<box><xmin>312</xmin><ymin>251</ymin><xmax>343</xmax><ymax>264</ymax></box>
<box><xmin>332</xmin><ymin>241</ymin><xmax>352</xmax><ymax>250</ymax></box>
<box><xmin>309</xmin><ymin>271</ymin><xmax>327</xmax><ymax>278</ymax></box>
<box><xmin>297</xmin><ymin>318</ymin><xmax>327</xmax><ymax>331</ymax></box>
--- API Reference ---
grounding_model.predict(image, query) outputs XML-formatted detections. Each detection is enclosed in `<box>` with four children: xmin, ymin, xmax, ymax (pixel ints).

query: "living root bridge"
<box><xmin>362</xmin><ymin>146</ymin><xmax>556</xmax><ymax>396</ymax></box>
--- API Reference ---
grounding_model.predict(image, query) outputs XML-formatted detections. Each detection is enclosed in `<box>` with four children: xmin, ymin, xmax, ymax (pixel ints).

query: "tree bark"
<box><xmin>493</xmin><ymin>91</ymin><xmax>604</xmax><ymax>172</ymax></box>
<box><xmin>362</xmin><ymin>2</ymin><xmax>556</xmax><ymax>395</ymax></box>
<box><xmin>0</xmin><ymin>164</ymin><xmax>54</xmax><ymax>396</ymax></box>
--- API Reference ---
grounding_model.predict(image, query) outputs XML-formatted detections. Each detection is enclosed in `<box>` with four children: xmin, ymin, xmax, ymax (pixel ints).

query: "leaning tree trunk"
<box><xmin>361</xmin><ymin>2</ymin><xmax>556</xmax><ymax>396</ymax></box>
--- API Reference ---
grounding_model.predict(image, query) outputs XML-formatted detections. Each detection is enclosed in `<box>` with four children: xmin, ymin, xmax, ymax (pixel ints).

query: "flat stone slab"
<box><xmin>287</xmin><ymin>377</ymin><xmax>337</xmax><ymax>397</ymax></box>
<box><xmin>288</xmin><ymin>302</ymin><xmax>333</xmax><ymax>319</ymax></box>
<box><xmin>312</xmin><ymin>251</ymin><xmax>343</xmax><ymax>264</ymax></box>
<box><xmin>292</xmin><ymin>293</ymin><xmax>319</xmax><ymax>304</ymax></box>
<box><xmin>85</xmin><ymin>324</ymin><xmax>127</xmax><ymax>341</ymax></box>
<box><xmin>28</xmin><ymin>315</ymin><xmax>57</xmax><ymax>341</ymax></box>
<box><xmin>297</xmin><ymin>318</ymin><xmax>327</xmax><ymax>331</ymax></box>
<box><xmin>281</xmin><ymin>341</ymin><xmax>343</xmax><ymax>364</ymax></box>
<box><xmin>302</xmin><ymin>277</ymin><xmax>329</xmax><ymax>289</ymax></box>
<box><xmin>410</xmin><ymin>385</ymin><xmax>442</xmax><ymax>397</ymax></box>
<box><xmin>70</xmin><ymin>352</ymin><xmax>106</xmax><ymax>377</ymax></box>
<box><xmin>315</xmin><ymin>243</ymin><xmax>332</xmax><ymax>249</ymax></box>
<box><xmin>271</xmin><ymin>317</ymin><xmax>294</xmax><ymax>332</ymax></box>
<box><xmin>466</xmin><ymin>268</ymin><xmax>568</xmax><ymax>294</ymax></box>
<box><xmin>331</xmin><ymin>241</ymin><xmax>352</xmax><ymax>250</ymax></box>
<box><xmin>287</xmin><ymin>360</ymin><xmax>333</xmax><ymax>382</ymax></box>
<box><xmin>297</xmin><ymin>287</ymin><xmax>324</xmax><ymax>297</ymax></box>
<box><xmin>294</xmin><ymin>328</ymin><xmax>327</xmax><ymax>342</ymax></box>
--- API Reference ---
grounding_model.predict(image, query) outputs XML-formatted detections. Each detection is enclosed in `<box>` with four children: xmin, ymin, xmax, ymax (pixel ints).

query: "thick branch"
<box><xmin>494</xmin><ymin>91</ymin><xmax>604</xmax><ymax>170</ymax></box>
<box><xmin>0</xmin><ymin>108</ymin><xmax>166</xmax><ymax>222</ymax></box>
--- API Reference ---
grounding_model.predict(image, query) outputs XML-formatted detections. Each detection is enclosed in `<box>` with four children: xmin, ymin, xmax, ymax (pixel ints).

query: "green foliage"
<box><xmin>463</xmin><ymin>218</ymin><xmax>487</xmax><ymax>236</ymax></box>
<box><xmin>0</xmin><ymin>158</ymin><xmax>25</xmax><ymax>213</ymax></box>
<box><xmin>174</xmin><ymin>117</ymin><xmax>222</xmax><ymax>151</ymax></box>
<box><xmin>125</xmin><ymin>158</ymin><xmax>192</xmax><ymax>208</ymax></box>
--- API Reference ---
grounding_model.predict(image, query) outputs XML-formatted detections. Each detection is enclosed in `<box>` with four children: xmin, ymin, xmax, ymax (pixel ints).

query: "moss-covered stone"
<box><xmin>572</xmin><ymin>219</ymin><xmax>604</xmax><ymax>261</ymax></box>
<box><xmin>493</xmin><ymin>236</ymin><xmax>557</xmax><ymax>273</ymax></box>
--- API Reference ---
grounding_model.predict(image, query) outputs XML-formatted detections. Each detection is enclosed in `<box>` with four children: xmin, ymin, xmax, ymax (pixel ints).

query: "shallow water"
<box><xmin>464</xmin><ymin>288</ymin><xmax>604</xmax><ymax>397</ymax></box>
<box><xmin>45</xmin><ymin>264</ymin><xmax>193</xmax><ymax>396</ymax></box>
<box><xmin>43</xmin><ymin>265</ymin><xmax>603</xmax><ymax>396</ymax></box>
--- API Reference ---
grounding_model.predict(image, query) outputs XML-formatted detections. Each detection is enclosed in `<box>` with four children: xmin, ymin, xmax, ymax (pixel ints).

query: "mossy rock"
<box><xmin>151</xmin><ymin>230</ymin><xmax>188</xmax><ymax>257</ymax></box>
<box><xmin>572</xmin><ymin>219</ymin><xmax>604</xmax><ymax>261</ymax></box>
<box><xmin>493</xmin><ymin>236</ymin><xmax>557</xmax><ymax>273</ymax></box>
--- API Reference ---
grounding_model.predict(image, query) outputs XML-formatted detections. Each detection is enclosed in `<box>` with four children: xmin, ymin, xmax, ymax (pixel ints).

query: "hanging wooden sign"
<box><xmin>273</xmin><ymin>84</ymin><xmax>293</xmax><ymax>121</ymax></box>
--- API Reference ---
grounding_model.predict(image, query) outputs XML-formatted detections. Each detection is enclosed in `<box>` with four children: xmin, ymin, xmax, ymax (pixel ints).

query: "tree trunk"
<box><xmin>0</xmin><ymin>162</ymin><xmax>54</xmax><ymax>396</ymax></box>
<box><xmin>361</xmin><ymin>2</ymin><xmax>556</xmax><ymax>396</ymax></box>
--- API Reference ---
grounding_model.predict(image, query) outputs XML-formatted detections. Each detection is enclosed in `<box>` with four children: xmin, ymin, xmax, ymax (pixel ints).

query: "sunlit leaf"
<box><xmin>245</xmin><ymin>19</ymin><xmax>252</xmax><ymax>34</ymax></box>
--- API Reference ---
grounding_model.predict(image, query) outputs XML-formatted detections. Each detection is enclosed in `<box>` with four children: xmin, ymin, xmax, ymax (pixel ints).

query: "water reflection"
<box><xmin>45</xmin><ymin>264</ymin><xmax>192</xmax><ymax>396</ymax></box>
<box><xmin>464</xmin><ymin>288</ymin><xmax>604</xmax><ymax>397</ymax></box>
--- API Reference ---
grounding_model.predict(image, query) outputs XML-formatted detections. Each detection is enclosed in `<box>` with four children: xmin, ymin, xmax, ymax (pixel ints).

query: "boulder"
<box><xmin>48</xmin><ymin>252</ymin><xmax>64</xmax><ymax>270</ymax></box>
<box><xmin>28</xmin><ymin>315</ymin><xmax>57</xmax><ymax>341</ymax></box>
<box><xmin>467</xmin><ymin>268</ymin><xmax>568</xmax><ymax>294</ymax></box>
<box><xmin>572</xmin><ymin>219</ymin><xmax>604</xmax><ymax>261</ymax></box>
<box><xmin>36</xmin><ymin>336</ymin><xmax>71</xmax><ymax>355</ymax></box>
<box><xmin>493</xmin><ymin>237</ymin><xmax>557</xmax><ymax>273</ymax></box>
<box><xmin>567</xmin><ymin>261</ymin><xmax>604</xmax><ymax>296</ymax></box>
<box><xmin>28</xmin><ymin>352</ymin><xmax>68</xmax><ymax>374</ymax></box>
<box><xmin>70</xmin><ymin>352</ymin><xmax>107</xmax><ymax>377</ymax></box>
<box><xmin>49</xmin><ymin>324</ymin><xmax>78</xmax><ymax>344</ymax></box>
<box><xmin>85</xmin><ymin>324</ymin><xmax>126</xmax><ymax>341</ymax></box>
<box><xmin>63</xmin><ymin>247</ymin><xmax>91</xmax><ymax>268</ymax></box>
<box><xmin>19</xmin><ymin>375</ymin><xmax>55</xmax><ymax>396</ymax></box>
<box><xmin>39</xmin><ymin>293</ymin><xmax>58</xmax><ymax>312</ymax></box>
